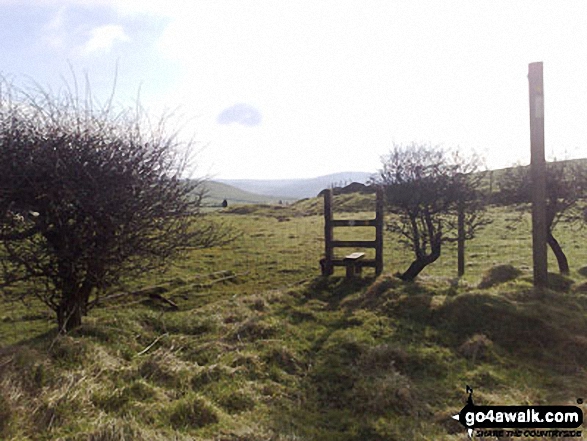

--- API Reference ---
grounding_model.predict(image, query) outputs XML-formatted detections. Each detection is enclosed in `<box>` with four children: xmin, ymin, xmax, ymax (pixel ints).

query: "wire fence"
<box><xmin>132</xmin><ymin>196</ymin><xmax>587</xmax><ymax>300</ymax></box>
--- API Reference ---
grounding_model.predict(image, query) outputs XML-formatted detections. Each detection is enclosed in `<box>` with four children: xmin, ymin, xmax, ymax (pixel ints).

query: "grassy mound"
<box><xmin>2</xmin><ymin>273</ymin><xmax>587</xmax><ymax>439</ymax></box>
<box><xmin>478</xmin><ymin>264</ymin><xmax>522</xmax><ymax>288</ymax></box>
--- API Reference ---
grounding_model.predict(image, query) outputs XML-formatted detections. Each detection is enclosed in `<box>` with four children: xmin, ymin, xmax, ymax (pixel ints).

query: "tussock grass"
<box><xmin>168</xmin><ymin>395</ymin><xmax>219</xmax><ymax>430</ymax></box>
<box><xmin>457</xmin><ymin>334</ymin><xmax>495</xmax><ymax>363</ymax></box>
<box><xmin>76</xmin><ymin>420</ymin><xmax>146</xmax><ymax>441</ymax></box>
<box><xmin>191</xmin><ymin>364</ymin><xmax>235</xmax><ymax>390</ymax></box>
<box><xmin>217</xmin><ymin>388</ymin><xmax>256</xmax><ymax>413</ymax></box>
<box><xmin>0</xmin><ymin>392</ymin><xmax>11</xmax><ymax>437</ymax></box>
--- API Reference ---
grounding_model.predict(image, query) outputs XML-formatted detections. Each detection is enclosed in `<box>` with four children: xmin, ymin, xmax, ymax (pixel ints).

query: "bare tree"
<box><xmin>374</xmin><ymin>143</ymin><xmax>488</xmax><ymax>281</ymax></box>
<box><xmin>0</xmin><ymin>78</ymin><xmax>229</xmax><ymax>332</ymax></box>
<box><xmin>497</xmin><ymin>160</ymin><xmax>587</xmax><ymax>275</ymax></box>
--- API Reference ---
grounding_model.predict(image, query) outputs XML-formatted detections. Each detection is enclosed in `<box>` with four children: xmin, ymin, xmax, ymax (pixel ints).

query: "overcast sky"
<box><xmin>1</xmin><ymin>1</ymin><xmax>586</xmax><ymax>179</ymax></box>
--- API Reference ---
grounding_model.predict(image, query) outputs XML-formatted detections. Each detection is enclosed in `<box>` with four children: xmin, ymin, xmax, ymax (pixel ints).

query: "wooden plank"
<box><xmin>331</xmin><ymin>219</ymin><xmax>377</xmax><ymax>227</ymax></box>
<box><xmin>344</xmin><ymin>252</ymin><xmax>365</xmax><ymax>261</ymax></box>
<box><xmin>331</xmin><ymin>240</ymin><xmax>377</xmax><ymax>248</ymax></box>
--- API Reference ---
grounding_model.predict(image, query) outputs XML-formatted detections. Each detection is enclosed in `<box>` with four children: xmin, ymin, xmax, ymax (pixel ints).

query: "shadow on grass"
<box><xmin>269</xmin><ymin>273</ymin><xmax>587</xmax><ymax>438</ymax></box>
<box><xmin>293</xmin><ymin>271</ymin><xmax>587</xmax><ymax>421</ymax></box>
<box><xmin>434</xmin><ymin>290</ymin><xmax>587</xmax><ymax>374</ymax></box>
<box><xmin>266</xmin><ymin>274</ymin><xmax>440</xmax><ymax>440</ymax></box>
<box><xmin>304</xmin><ymin>275</ymin><xmax>375</xmax><ymax>309</ymax></box>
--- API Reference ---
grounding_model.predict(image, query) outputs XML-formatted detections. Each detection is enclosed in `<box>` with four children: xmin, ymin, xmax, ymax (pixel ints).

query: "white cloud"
<box><xmin>81</xmin><ymin>24</ymin><xmax>129</xmax><ymax>55</ymax></box>
<box><xmin>40</xmin><ymin>6</ymin><xmax>132</xmax><ymax>56</ymax></box>
<box><xmin>42</xmin><ymin>7</ymin><xmax>68</xmax><ymax>50</ymax></box>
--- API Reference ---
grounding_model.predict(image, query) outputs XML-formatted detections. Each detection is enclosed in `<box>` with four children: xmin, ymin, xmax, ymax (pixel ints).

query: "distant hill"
<box><xmin>218</xmin><ymin>171</ymin><xmax>373</xmax><ymax>199</ymax></box>
<box><xmin>206</xmin><ymin>159</ymin><xmax>587</xmax><ymax>205</ymax></box>
<box><xmin>199</xmin><ymin>180</ymin><xmax>295</xmax><ymax>206</ymax></box>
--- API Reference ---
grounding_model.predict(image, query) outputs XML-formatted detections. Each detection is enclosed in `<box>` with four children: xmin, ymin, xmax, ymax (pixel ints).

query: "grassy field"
<box><xmin>1</xmin><ymin>193</ymin><xmax>587</xmax><ymax>440</ymax></box>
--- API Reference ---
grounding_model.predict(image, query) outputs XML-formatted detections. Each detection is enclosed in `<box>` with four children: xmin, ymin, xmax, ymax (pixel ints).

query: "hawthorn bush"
<box><xmin>0</xmin><ymin>78</ymin><xmax>219</xmax><ymax>332</ymax></box>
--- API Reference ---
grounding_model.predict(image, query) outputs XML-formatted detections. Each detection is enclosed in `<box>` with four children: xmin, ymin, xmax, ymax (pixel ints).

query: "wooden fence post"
<box><xmin>457</xmin><ymin>200</ymin><xmax>465</xmax><ymax>277</ymax></box>
<box><xmin>375</xmin><ymin>187</ymin><xmax>384</xmax><ymax>276</ymax></box>
<box><xmin>323</xmin><ymin>189</ymin><xmax>334</xmax><ymax>276</ymax></box>
<box><xmin>528</xmin><ymin>62</ymin><xmax>548</xmax><ymax>288</ymax></box>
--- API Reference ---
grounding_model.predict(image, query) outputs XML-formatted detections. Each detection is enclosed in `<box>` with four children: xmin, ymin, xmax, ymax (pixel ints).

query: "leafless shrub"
<box><xmin>374</xmin><ymin>143</ymin><xmax>489</xmax><ymax>280</ymax></box>
<box><xmin>0</xmin><ymin>76</ymin><xmax>231</xmax><ymax>332</ymax></box>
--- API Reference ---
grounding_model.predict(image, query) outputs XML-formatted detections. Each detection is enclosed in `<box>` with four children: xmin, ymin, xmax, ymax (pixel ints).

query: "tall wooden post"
<box><xmin>375</xmin><ymin>187</ymin><xmax>384</xmax><ymax>276</ymax></box>
<box><xmin>528</xmin><ymin>62</ymin><xmax>548</xmax><ymax>288</ymax></box>
<box><xmin>457</xmin><ymin>200</ymin><xmax>465</xmax><ymax>277</ymax></box>
<box><xmin>323</xmin><ymin>189</ymin><xmax>334</xmax><ymax>276</ymax></box>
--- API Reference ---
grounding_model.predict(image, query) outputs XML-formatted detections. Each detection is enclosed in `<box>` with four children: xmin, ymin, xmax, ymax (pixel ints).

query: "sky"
<box><xmin>0</xmin><ymin>1</ymin><xmax>586</xmax><ymax>180</ymax></box>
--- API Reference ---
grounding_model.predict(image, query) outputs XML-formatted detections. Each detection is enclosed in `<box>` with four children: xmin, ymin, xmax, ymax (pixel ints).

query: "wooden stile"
<box><xmin>321</xmin><ymin>188</ymin><xmax>384</xmax><ymax>277</ymax></box>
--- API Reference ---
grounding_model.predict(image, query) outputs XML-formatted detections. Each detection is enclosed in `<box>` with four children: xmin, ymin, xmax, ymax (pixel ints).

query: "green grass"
<box><xmin>2</xmin><ymin>196</ymin><xmax>587</xmax><ymax>439</ymax></box>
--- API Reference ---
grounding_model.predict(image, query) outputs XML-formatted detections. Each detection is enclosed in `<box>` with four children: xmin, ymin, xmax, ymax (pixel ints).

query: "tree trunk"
<box><xmin>400</xmin><ymin>239</ymin><xmax>442</xmax><ymax>281</ymax></box>
<box><xmin>546</xmin><ymin>230</ymin><xmax>569</xmax><ymax>275</ymax></box>
<box><xmin>57</xmin><ymin>293</ymin><xmax>84</xmax><ymax>333</ymax></box>
<box><xmin>80</xmin><ymin>277</ymin><xmax>95</xmax><ymax>315</ymax></box>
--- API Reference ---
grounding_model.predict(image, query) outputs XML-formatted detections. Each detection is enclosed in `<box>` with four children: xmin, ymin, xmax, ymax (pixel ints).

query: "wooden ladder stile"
<box><xmin>321</xmin><ymin>188</ymin><xmax>384</xmax><ymax>279</ymax></box>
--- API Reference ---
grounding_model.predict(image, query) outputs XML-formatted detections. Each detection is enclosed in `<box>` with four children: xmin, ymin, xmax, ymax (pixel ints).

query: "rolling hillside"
<box><xmin>198</xmin><ymin>181</ymin><xmax>296</xmax><ymax>206</ymax></box>
<box><xmin>218</xmin><ymin>171</ymin><xmax>373</xmax><ymax>199</ymax></box>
